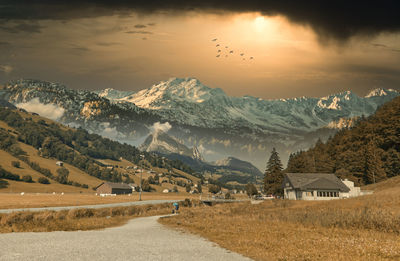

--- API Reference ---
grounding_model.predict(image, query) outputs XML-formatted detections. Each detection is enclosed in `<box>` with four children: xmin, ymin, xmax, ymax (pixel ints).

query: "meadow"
<box><xmin>160</xmin><ymin>182</ymin><xmax>400</xmax><ymax>260</ymax></box>
<box><xmin>0</xmin><ymin>199</ymin><xmax>202</xmax><ymax>233</ymax></box>
<box><xmin>0</xmin><ymin>192</ymin><xmax>201</xmax><ymax>209</ymax></box>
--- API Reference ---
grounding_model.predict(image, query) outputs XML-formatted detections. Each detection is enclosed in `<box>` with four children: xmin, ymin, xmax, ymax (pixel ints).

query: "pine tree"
<box><xmin>263</xmin><ymin>148</ymin><xmax>283</xmax><ymax>195</ymax></box>
<box><xmin>364</xmin><ymin>142</ymin><xmax>386</xmax><ymax>184</ymax></box>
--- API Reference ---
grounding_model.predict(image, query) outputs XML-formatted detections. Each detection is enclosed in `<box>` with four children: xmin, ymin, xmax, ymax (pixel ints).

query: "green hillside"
<box><xmin>286</xmin><ymin>96</ymin><xmax>400</xmax><ymax>185</ymax></box>
<box><xmin>0</xmin><ymin>107</ymin><xmax>198</xmax><ymax>191</ymax></box>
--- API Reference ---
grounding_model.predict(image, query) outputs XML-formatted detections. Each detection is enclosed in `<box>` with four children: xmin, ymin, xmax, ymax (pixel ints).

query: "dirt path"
<box><xmin>0</xmin><ymin>215</ymin><xmax>251</xmax><ymax>260</ymax></box>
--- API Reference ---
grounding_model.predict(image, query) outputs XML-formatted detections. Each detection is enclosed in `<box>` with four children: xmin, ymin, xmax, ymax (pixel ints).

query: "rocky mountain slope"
<box><xmin>139</xmin><ymin>128</ymin><xmax>262</xmax><ymax>179</ymax></box>
<box><xmin>0</xmin><ymin>78</ymin><xmax>398</xmax><ymax>169</ymax></box>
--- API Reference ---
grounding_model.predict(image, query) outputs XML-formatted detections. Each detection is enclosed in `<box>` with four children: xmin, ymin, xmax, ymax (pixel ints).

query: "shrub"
<box><xmin>0</xmin><ymin>166</ymin><xmax>20</xmax><ymax>181</ymax></box>
<box><xmin>208</xmin><ymin>184</ymin><xmax>221</xmax><ymax>194</ymax></box>
<box><xmin>0</xmin><ymin>179</ymin><xmax>9</xmax><ymax>188</ymax></box>
<box><xmin>245</xmin><ymin>183</ymin><xmax>258</xmax><ymax>197</ymax></box>
<box><xmin>185</xmin><ymin>183</ymin><xmax>191</xmax><ymax>193</ymax></box>
<box><xmin>11</xmin><ymin>161</ymin><xmax>20</xmax><ymax>168</ymax></box>
<box><xmin>38</xmin><ymin>177</ymin><xmax>50</xmax><ymax>184</ymax></box>
<box><xmin>22</xmin><ymin>175</ymin><xmax>33</xmax><ymax>183</ymax></box>
<box><xmin>56</xmin><ymin>168</ymin><xmax>69</xmax><ymax>184</ymax></box>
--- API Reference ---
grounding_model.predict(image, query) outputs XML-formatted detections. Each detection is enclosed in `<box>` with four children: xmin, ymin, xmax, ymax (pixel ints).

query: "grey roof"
<box><xmin>97</xmin><ymin>182</ymin><xmax>132</xmax><ymax>190</ymax></box>
<box><xmin>284</xmin><ymin>173</ymin><xmax>350</xmax><ymax>192</ymax></box>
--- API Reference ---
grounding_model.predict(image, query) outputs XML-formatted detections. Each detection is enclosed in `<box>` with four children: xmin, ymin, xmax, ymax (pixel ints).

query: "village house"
<box><xmin>95</xmin><ymin>182</ymin><xmax>132</xmax><ymax>195</ymax></box>
<box><xmin>56</xmin><ymin>161</ymin><xmax>64</xmax><ymax>167</ymax></box>
<box><xmin>283</xmin><ymin>173</ymin><xmax>361</xmax><ymax>200</ymax></box>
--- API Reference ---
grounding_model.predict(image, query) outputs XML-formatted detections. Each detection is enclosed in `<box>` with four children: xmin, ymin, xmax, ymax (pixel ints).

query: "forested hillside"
<box><xmin>0</xmin><ymin>107</ymin><xmax>194</xmax><ymax>187</ymax></box>
<box><xmin>286</xmin><ymin>96</ymin><xmax>400</xmax><ymax>185</ymax></box>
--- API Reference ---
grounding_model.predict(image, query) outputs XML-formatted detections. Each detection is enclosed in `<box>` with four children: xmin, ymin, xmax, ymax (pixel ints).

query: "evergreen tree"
<box><xmin>263</xmin><ymin>148</ymin><xmax>283</xmax><ymax>195</ymax></box>
<box><xmin>363</xmin><ymin>142</ymin><xmax>386</xmax><ymax>184</ymax></box>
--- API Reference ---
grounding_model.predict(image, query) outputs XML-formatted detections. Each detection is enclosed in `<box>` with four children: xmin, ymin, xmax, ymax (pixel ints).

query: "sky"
<box><xmin>0</xmin><ymin>1</ymin><xmax>399</xmax><ymax>99</ymax></box>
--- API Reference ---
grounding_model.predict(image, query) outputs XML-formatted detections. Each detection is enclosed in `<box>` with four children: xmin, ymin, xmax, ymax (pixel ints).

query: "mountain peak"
<box><xmin>96</xmin><ymin>88</ymin><xmax>134</xmax><ymax>100</ymax></box>
<box><xmin>192</xmin><ymin>146</ymin><xmax>205</xmax><ymax>161</ymax></box>
<box><xmin>120</xmin><ymin>77</ymin><xmax>226</xmax><ymax>108</ymax></box>
<box><xmin>365</xmin><ymin>88</ymin><xmax>398</xmax><ymax>98</ymax></box>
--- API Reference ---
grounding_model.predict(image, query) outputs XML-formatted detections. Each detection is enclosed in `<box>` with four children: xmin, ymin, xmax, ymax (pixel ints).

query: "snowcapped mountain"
<box><xmin>94</xmin><ymin>88</ymin><xmax>135</xmax><ymax>100</ymax></box>
<box><xmin>138</xmin><ymin>128</ymin><xmax>262</xmax><ymax>179</ymax></box>
<box><xmin>0</xmin><ymin>78</ymin><xmax>398</xmax><ymax>169</ymax></box>
<box><xmin>192</xmin><ymin>146</ymin><xmax>205</xmax><ymax>162</ymax></box>
<box><xmin>0</xmin><ymin>79</ymin><xmax>156</xmax><ymax>141</ymax></box>
<box><xmin>140</xmin><ymin>130</ymin><xmax>193</xmax><ymax>157</ymax></box>
<box><xmin>107</xmin><ymin>77</ymin><xmax>399</xmax><ymax>134</ymax></box>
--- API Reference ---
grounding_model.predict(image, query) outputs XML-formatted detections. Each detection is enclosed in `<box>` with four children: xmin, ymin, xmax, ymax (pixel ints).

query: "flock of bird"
<box><xmin>212</xmin><ymin>38</ymin><xmax>254</xmax><ymax>60</ymax></box>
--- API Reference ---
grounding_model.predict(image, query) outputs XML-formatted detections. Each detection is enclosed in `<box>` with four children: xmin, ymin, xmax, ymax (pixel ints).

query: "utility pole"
<box><xmin>139</xmin><ymin>154</ymin><xmax>144</xmax><ymax>201</ymax></box>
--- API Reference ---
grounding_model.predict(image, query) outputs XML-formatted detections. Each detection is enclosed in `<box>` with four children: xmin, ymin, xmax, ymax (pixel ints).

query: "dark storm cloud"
<box><xmin>0</xmin><ymin>1</ymin><xmax>399</xmax><ymax>42</ymax></box>
<box><xmin>0</xmin><ymin>22</ymin><xmax>44</xmax><ymax>34</ymax></box>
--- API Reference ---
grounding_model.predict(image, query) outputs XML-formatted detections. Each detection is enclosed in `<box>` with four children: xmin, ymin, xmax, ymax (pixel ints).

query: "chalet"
<box><xmin>95</xmin><ymin>182</ymin><xmax>132</xmax><ymax>195</ymax></box>
<box><xmin>56</xmin><ymin>161</ymin><xmax>64</xmax><ymax>167</ymax></box>
<box><xmin>283</xmin><ymin>173</ymin><xmax>351</xmax><ymax>200</ymax></box>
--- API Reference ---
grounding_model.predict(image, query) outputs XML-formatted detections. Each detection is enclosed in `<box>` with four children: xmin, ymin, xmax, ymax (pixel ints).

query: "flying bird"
<box><xmin>217</xmin><ymin>50</ymin><xmax>221</xmax><ymax>52</ymax></box>
<box><xmin>216</xmin><ymin>54</ymin><xmax>220</xmax><ymax>57</ymax></box>
<box><xmin>250</xmin><ymin>57</ymin><xmax>254</xmax><ymax>60</ymax></box>
<box><xmin>212</xmin><ymin>38</ymin><xmax>217</xmax><ymax>41</ymax></box>
<box><xmin>240</xmin><ymin>53</ymin><xmax>244</xmax><ymax>56</ymax></box>
<box><xmin>216</xmin><ymin>44</ymin><xmax>220</xmax><ymax>47</ymax></box>
<box><xmin>229</xmin><ymin>50</ymin><xmax>234</xmax><ymax>54</ymax></box>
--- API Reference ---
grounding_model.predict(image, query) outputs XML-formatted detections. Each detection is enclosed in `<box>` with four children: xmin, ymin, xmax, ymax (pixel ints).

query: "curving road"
<box><xmin>0</xmin><ymin>199</ymin><xmax>179</xmax><ymax>214</ymax></box>
<box><xmin>0</xmin><ymin>215</ymin><xmax>251</xmax><ymax>261</ymax></box>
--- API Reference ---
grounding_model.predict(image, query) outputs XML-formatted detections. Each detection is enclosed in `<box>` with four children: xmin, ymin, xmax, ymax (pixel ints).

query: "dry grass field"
<box><xmin>0</xmin><ymin>192</ymin><xmax>202</xmax><ymax>209</ymax></box>
<box><xmin>160</xmin><ymin>180</ymin><xmax>400</xmax><ymax>260</ymax></box>
<box><xmin>0</xmin><ymin>201</ymin><xmax>202</xmax><ymax>233</ymax></box>
<box><xmin>18</xmin><ymin>143</ymin><xmax>103</xmax><ymax>188</ymax></box>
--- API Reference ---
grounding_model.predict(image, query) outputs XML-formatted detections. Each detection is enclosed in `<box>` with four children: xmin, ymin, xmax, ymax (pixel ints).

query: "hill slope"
<box><xmin>1</xmin><ymin>78</ymin><xmax>398</xmax><ymax>169</ymax></box>
<box><xmin>287</xmin><ymin>96</ymin><xmax>400</xmax><ymax>185</ymax></box>
<box><xmin>0</xmin><ymin>106</ymin><xmax>197</xmax><ymax>192</ymax></box>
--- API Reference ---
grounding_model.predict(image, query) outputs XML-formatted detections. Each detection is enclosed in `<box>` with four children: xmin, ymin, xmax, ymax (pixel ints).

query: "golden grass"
<box><xmin>0</xmin><ymin>180</ymin><xmax>87</xmax><ymax>194</ymax></box>
<box><xmin>160</xmin><ymin>181</ymin><xmax>400</xmax><ymax>260</ymax></box>
<box><xmin>0</xmin><ymin>199</ymin><xmax>203</xmax><ymax>233</ymax></box>
<box><xmin>0</xmin><ymin>192</ymin><xmax>203</xmax><ymax>209</ymax></box>
<box><xmin>18</xmin><ymin>142</ymin><xmax>103</xmax><ymax>188</ymax></box>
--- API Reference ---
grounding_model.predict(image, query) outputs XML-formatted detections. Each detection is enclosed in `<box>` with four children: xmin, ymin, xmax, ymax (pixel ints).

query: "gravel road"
<box><xmin>0</xmin><ymin>199</ymin><xmax>179</xmax><ymax>214</ymax></box>
<box><xmin>0</xmin><ymin>215</ymin><xmax>251</xmax><ymax>261</ymax></box>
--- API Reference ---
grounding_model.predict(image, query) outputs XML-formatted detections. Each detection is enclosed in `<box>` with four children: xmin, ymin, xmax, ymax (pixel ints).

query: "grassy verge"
<box><xmin>160</xmin><ymin>193</ymin><xmax>400</xmax><ymax>260</ymax></box>
<box><xmin>0</xmin><ymin>199</ymin><xmax>202</xmax><ymax>233</ymax></box>
<box><xmin>0</xmin><ymin>193</ymin><xmax>201</xmax><ymax>209</ymax></box>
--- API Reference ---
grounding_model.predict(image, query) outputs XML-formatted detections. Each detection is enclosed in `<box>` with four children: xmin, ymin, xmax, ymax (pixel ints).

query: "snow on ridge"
<box><xmin>317</xmin><ymin>96</ymin><xmax>341</xmax><ymax>110</ymax></box>
<box><xmin>364</xmin><ymin>88</ymin><xmax>398</xmax><ymax>98</ymax></box>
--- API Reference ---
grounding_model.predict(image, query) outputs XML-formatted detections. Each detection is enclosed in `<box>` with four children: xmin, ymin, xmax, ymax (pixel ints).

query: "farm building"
<box><xmin>283</xmin><ymin>173</ymin><xmax>353</xmax><ymax>200</ymax></box>
<box><xmin>56</xmin><ymin>161</ymin><xmax>64</xmax><ymax>166</ymax></box>
<box><xmin>96</xmin><ymin>182</ymin><xmax>132</xmax><ymax>195</ymax></box>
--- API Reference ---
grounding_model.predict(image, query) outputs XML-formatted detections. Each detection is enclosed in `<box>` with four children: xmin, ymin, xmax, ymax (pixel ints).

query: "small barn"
<box><xmin>56</xmin><ymin>161</ymin><xmax>64</xmax><ymax>167</ymax></box>
<box><xmin>283</xmin><ymin>173</ymin><xmax>350</xmax><ymax>200</ymax></box>
<box><xmin>96</xmin><ymin>182</ymin><xmax>132</xmax><ymax>195</ymax></box>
